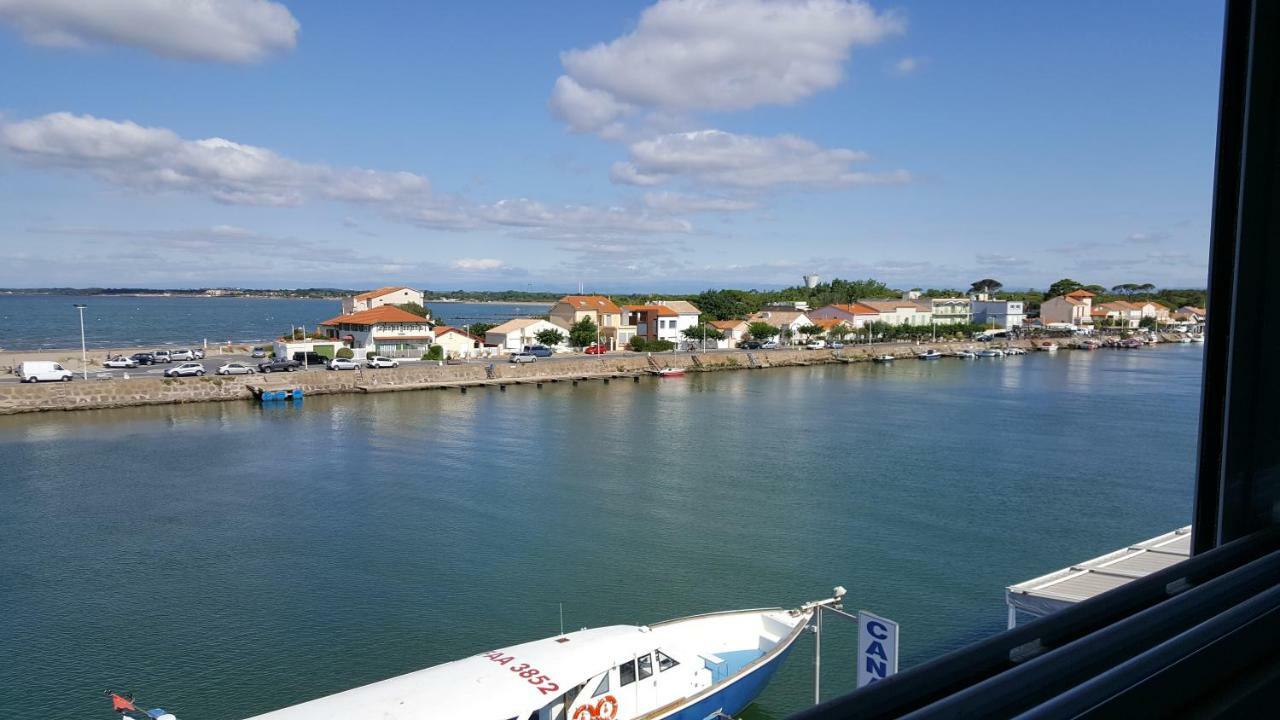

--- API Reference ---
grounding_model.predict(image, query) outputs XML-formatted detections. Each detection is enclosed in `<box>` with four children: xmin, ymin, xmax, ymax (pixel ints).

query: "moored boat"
<box><xmin>873</xmin><ymin>354</ymin><xmax>896</xmax><ymax>363</ymax></box>
<box><xmin>1188</xmin><ymin>333</ymin><xmax>1205</xmax><ymax>343</ymax></box>
<box><xmin>244</xmin><ymin>600</ymin><xmax>820</xmax><ymax>720</ymax></box>
<box><xmin>653</xmin><ymin>367</ymin><xmax>686</xmax><ymax>377</ymax></box>
<box><xmin>917</xmin><ymin>349</ymin><xmax>942</xmax><ymax>360</ymax></box>
<box><xmin>949</xmin><ymin>349</ymin><xmax>976</xmax><ymax>359</ymax></box>
<box><xmin>976</xmin><ymin>348</ymin><xmax>1005</xmax><ymax>358</ymax></box>
<box><xmin>1004</xmin><ymin>347</ymin><xmax>1027</xmax><ymax>356</ymax></box>
<box><xmin>1036</xmin><ymin>342</ymin><xmax>1059</xmax><ymax>353</ymax></box>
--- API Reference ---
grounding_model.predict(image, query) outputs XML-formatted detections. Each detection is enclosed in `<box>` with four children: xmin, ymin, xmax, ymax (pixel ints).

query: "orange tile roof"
<box><xmin>433</xmin><ymin>326</ymin><xmax>482</xmax><ymax>342</ymax></box>
<box><xmin>709</xmin><ymin>319</ymin><xmax>746</xmax><ymax>330</ymax></box>
<box><xmin>1065</xmin><ymin>289</ymin><xmax>1096</xmax><ymax>298</ymax></box>
<box><xmin>354</xmin><ymin>285</ymin><xmax>414</xmax><ymax>301</ymax></box>
<box><xmin>558</xmin><ymin>295</ymin><xmax>621</xmax><ymax>314</ymax></box>
<box><xmin>320</xmin><ymin>305</ymin><xmax>430</xmax><ymax>326</ymax></box>
<box><xmin>812</xmin><ymin>318</ymin><xmax>849</xmax><ymax>330</ymax></box>
<box><xmin>822</xmin><ymin>303</ymin><xmax>880</xmax><ymax>315</ymax></box>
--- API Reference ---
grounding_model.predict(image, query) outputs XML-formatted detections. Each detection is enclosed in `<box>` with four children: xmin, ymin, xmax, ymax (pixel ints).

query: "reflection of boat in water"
<box><xmin>652</xmin><ymin>367</ymin><xmax>686</xmax><ymax>377</ymax></box>
<box><xmin>917</xmin><ymin>349</ymin><xmax>942</xmax><ymax>360</ymax></box>
<box><xmin>976</xmin><ymin>348</ymin><xmax>1005</xmax><ymax>358</ymax></box>
<box><xmin>873</xmin><ymin>354</ymin><xmax>896</xmax><ymax>363</ymax></box>
<box><xmin>244</xmin><ymin>597</ymin><xmax>824</xmax><ymax>720</ymax></box>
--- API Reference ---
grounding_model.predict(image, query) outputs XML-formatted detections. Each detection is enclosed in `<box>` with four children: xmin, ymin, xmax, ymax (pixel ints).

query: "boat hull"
<box><xmin>653</xmin><ymin>634</ymin><xmax>800</xmax><ymax>720</ymax></box>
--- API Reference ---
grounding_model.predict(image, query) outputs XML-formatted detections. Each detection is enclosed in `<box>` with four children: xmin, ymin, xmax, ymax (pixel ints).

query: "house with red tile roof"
<box><xmin>318</xmin><ymin>305</ymin><xmax>434</xmax><ymax>358</ymax></box>
<box><xmin>1041</xmin><ymin>290</ymin><xmax>1095</xmax><ymax>326</ymax></box>
<box><xmin>808</xmin><ymin>303</ymin><xmax>880</xmax><ymax>328</ymax></box>
<box><xmin>625</xmin><ymin>300</ymin><xmax>701</xmax><ymax>346</ymax></box>
<box><xmin>549</xmin><ymin>295</ymin><xmax>636</xmax><ymax>349</ymax></box>
<box><xmin>432</xmin><ymin>326</ymin><xmax>490</xmax><ymax>359</ymax></box>
<box><xmin>340</xmin><ymin>286</ymin><xmax>426</xmax><ymax>316</ymax></box>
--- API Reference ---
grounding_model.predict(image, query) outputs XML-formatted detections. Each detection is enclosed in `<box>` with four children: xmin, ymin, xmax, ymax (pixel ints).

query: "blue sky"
<box><xmin>0</xmin><ymin>0</ymin><xmax>1224</xmax><ymax>292</ymax></box>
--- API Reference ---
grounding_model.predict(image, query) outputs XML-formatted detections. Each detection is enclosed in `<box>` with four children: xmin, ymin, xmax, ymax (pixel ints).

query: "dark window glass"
<box><xmin>637</xmin><ymin>653</ymin><xmax>653</xmax><ymax>680</ymax></box>
<box><xmin>657</xmin><ymin>651</ymin><xmax>678</xmax><ymax>672</ymax></box>
<box><xmin>593</xmin><ymin>673</ymin><xmax>610</xmax><ymax>697</ymax></box>
<box><xmin>619</xmin><ymin>659</ymin><xmax>636</xmax><ymax>686</ymax></box>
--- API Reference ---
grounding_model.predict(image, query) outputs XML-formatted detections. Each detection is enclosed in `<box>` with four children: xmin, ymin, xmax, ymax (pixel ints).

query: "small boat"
<box><xmin>873</xmin><ymin>354</ymin><xmax>896</xmax><ymax>363</ymax></box>
<box><xmin>950</xmin><ymin>349</ymin><xmax>976</xmax><ymax>359</ymax></box>
<box><xmin>1120</xmin><ymin>338</ymin><xmax>1144</xmax><ymax>349</ymax></box>
<box><xmin>1078</xmin><ymin>340</ymin><xmax>1100</xmax><ymax>351</ymax></box>
<box><xmin>1036</xmin><ymin>342</ymin><xmax>1059</xmax><ymax>353</ymax></box>
<box><xmin>976</xmin><ymin>348</ymin><xmax>1005</xmax><ymax>358</ymax></box>
<box><xmin>1188</xmin><ymin>333</ymin><xmax>1205</xmax><ymax>343</ymax></box>
<box><xmin>917</xmin><ymin>349</ymin><xmax>942</xmax><ymax>360</ymax></box>
<box><xmin>653</xmin><ymin>367</ymin><xmax>686</xmax><ymax>377</ymax></box>
<box><xmin>1177</xmin><ymin>336</ymin><xmax>1192</xmax><ymax>343</ymax></box>
<box><xmin>243</xmin><ymin>595</ymin><xmax>827</xmax><ymax>720</ymax></box>
<box><xmin>1004</xmin><ymin>347</ymin><xmax>1027</xmax><ymax>356</ymax></box>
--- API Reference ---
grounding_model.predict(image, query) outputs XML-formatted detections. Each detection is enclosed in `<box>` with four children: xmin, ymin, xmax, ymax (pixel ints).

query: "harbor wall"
<box><xmin>0</xmin><ymin>341</ymin><xmax>1039</xmax><ymax>415</ymax></box>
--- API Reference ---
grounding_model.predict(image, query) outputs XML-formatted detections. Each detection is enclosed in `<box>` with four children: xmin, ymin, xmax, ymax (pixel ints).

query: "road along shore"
<box><xmin>0</xmin><ymin>341</ymin><xmax>1045</xmax><ymax>415</ymax></box>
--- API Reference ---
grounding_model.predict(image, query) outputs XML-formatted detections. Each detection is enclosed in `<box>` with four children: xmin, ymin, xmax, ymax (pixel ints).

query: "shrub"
<box><xmin>366</xmin><ymin>351</ymin><xmax>376</xmax><ymax>360</ymax></box>
<box><xmin>335</xmin><ymin>348</ymin><xmax>354</xmax><ymax>359</ymax></box>
<box><xmin>648</xmin><ymin>339</ymin><xmax>676</xmax><ymax>352</ymax></box>
<box><xmin>424</xmin><ymin>345</ymin><xmax>444</xmax><ymax>361</ymax></box>
<box><xmin>628</xmin><ymin>336</ymin><xmax>648</xmax><ymax>352</ymax></box>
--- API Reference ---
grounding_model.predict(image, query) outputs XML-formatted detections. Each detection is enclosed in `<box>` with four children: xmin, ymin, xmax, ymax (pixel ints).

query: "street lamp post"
<box><xmin>73</xmin><ymin>304</ymin><xmax>88</xmax><ymax>380</ymax></box>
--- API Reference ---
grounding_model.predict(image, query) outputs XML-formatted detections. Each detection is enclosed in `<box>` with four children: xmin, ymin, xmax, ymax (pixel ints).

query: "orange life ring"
<box><xmin>595</xmin><ymin>695</ymin><xmax>619</xmax><ymax>720</ymax></box>
<box><xmin>571</xmin><ymin>703</ymin><xmax>595</xmax><ymax>720</ymax></box>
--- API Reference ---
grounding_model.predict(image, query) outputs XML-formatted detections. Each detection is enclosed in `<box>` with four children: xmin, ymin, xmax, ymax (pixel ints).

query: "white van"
<box><xmin>19</xmin><ymin>361</ymin><xmax>74</xmax><ymax>383</ymax></box>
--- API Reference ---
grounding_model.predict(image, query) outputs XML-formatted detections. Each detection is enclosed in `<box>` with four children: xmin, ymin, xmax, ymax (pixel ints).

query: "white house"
<box><xmin>971</xmin><ymin>298</ymin><xmax>1025</xmax><ymax>329</ymax></box>
<box><xmin>624</xmin><ymin>300</ymin><xmax>701</xmax><ymax>347</ymax></box>
<box><xmin>318</xmin><ymin>306</ymin><xmax>434</xmax><ymax>358</ymax></box>
<box><xmin>808</xmin><ymin>303</ymin><xmax>881</xmax><ymax>329</ymax></box>
<box><xmin>485</xmin><ymin>318</ymin><xmax>566</xmax><ymax>353</ymax></box>
<box><xmin>745</xmin><ymin>309</ymin><xmax>812</xmax><ymax>345</ymax></box>
<box><xmin>708</xmin><ymin>319</ymin><xmax>749</xmax><ymax>349</ymax></box>
<box><xmin>341</xmin><ymin>286</ymin><xmax>426</xmax><ymax>316</ymax></box>
<box><xmin>432</xmin><ymin>326</ymin><xmax>491</xmax><ymax>358</ymax></box>
<box><xmin>857</xmin><ymin>299</ymin><xmax>933</xmax><ymax>326</ymax></box>
<box><xmin>1040</xmin><ymin>289</ymin><xmax>1096</xmax><ymax>326</ymax></box>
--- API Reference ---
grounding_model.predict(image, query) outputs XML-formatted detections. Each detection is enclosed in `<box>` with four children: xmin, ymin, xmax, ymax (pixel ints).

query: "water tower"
<box><xmin>803</xmin><ymin>274</ymin><xmax>821</xmax><ymax>289</ymax></box>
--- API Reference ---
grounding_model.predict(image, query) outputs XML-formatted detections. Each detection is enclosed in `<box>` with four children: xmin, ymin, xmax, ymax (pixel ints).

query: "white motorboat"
<box><xmin>1036</xmin><ymin>342</ymin><xmax>1060</xmax><ymax>353</ymax></box>
<box><xmin>1188</xmin><ymin>333</ymin><xmax>1205</xmax><ymax>343</ymax></box>
<box><xmin>873</xmin><ymin>354</ymin><xmax>896</xmax><ymax>363</ymax></box>
<box><xmin>1004</xmin><ymin>347</ymin><xmax>1027</xmax><ymax>356</ymax></box>
<box><xmin>917</xmin><ymin>349</ymin><xmax>942</xmax><ymax>360</ymax></box>
<box><xmin>949</xmin><ymin>349</ymin><xmax>976</xmax><ymax>359</ymax></box>
<box><xmin>243</xmin><ymin>596</ymin><xmax>825</xmax><ymax>720</ymax></box>
<box><xmin>976</xmin><ymin>348</ymin><xmax>1005</xmax><ymax>358</ymax></box>
<box><xmin>652</xmin><ymin>367</ymin><xmax>686</xmax><ymax>377</ymax></box>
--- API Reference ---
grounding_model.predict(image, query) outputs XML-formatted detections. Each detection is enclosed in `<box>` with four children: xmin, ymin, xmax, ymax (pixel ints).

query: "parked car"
<box><xmin>509</xmin><ymin>352</ymin><xmax>536</xmax><ymax>363</ymax></box>
<box><xmin>130</xmin><ymin>352</ymin><xmax>156</xmax><ymax>365</ymax></box>
<box><xmin>292</xmin><ymin>351</ymin><xmax>328</xmax><ymax>367</ymax></box>
<box><xmin>170</xmin><ymin>349</ymin><xmax>195</xmax><ymax>361</ymax></box>
<box><xmin>164</xmin><ymin>362</ymin><xmax>205</xmax><ymax>377</ymax></box>
<box><xmin>103</xmin><ymin>356</ymin><xmax>137</xmax><ymax>369</ymax></box>
<box><xmin>216</xmin><ymin>362</ymin><xmax>254</xmax><ymax>376</ymax></box>
<box><xmin>18</xmin><ymin>361</ymin><xmax>73</xmax><ymax>383</ymax></box>
<box><xmin>830</xmin><ymin>341</ymin><xmax>845</xmax><ymax>349</ymax></box>
<box><xmin>805</xmin><ymin>340</ymin><xmax>826</xmax><ymax>349</ymax></box>
<box><xmin>152</xmin><ymin>350</ymin><xmax>172</xmax><ymax>363</ymax></box>
<box><xmin>523</xmin><ymin>345</ymin><xmax>554</xmax><ymax>358</ymax></box>
<box><xmin>761</xmin><ymin>341</ymin><xmax>780</xmax><ymax>349</ymax></box>
<box><xmin>328</xmin><ymin>357</ymin><xmax>360</xmax><ymax>371</ymax></box>
<box><xmin>740</xmin><ymin>340</ymin><xmax>763</xmax><ymax>350</ymax></box>
<box><xmin>257</xmin><ymin>358</ymin><xmax>302</xmax><ymax>373</ymax></box>
<box><xmin>584</xmin><ymin>344</ymin><xmax>608</xmax><ymax>355</ymax></box>
<box><xmin>250</xmin><ymin>347</ymin><xmax>268</xmax><ymax>358</ymax></box>
<box><xmin>366</xmin><ymin>356</ymin><xmax>399</xmax><ymax>369</ymax></box>
<box><xmin>192</xmin><ymin>348</ymin><xmax>206</xmax><ymax>359</ymax></box>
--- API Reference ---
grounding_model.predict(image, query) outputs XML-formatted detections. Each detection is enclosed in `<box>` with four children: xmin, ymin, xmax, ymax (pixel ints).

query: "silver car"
<box><xmin>170</xmin><ymin>349</ymin><xmax>195</xmax><ymax>361</ymax></box>
<box><xmin>216</xmin><ymin>362</ymin><xmax>255</xmax><ymax>376</ymax></box>
<box><xmin>328</xmin><ymin>357</ymin><xmax>361</xmax><ymax>371</ymax></box>
<box><xmin>164</xmin><ymin>362</ymin><xmax>205</xmax><ymax>377</ymax></box>
<box><xmin>509</xmin><ymin>352</ymin><xmax>536</xmax><ymax>364</ymax></box>
<box><xmin>103</xmin><ymin>356</ymin><xmax>137</xmax><ymax>369</ymax></box>
<box><xmin>366</xmin><ymin>356</ymin><xmax>399</xmax><ymax>369</ymax></box>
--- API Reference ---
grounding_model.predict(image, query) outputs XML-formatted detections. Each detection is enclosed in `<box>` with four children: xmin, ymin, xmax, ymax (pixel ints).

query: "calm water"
<box><xmin>0</xmin><ymin>347</ymin><xmax>1202</xmax><ymax>718</ymax></box>
<box><xmin>0</xmin><ymin>295</ymin><xmax>550</xmax><ymax>349</ymax></box>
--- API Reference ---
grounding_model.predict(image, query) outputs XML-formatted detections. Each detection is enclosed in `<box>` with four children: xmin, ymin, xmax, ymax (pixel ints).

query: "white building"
<box><xmin>857</xmin><ymin>299</ymin><xmax>933</xmax><ymax>326</ymax></box>
<box><xmin>745</xmin><ymin>309</ymin><xmax>812</xmax><ymax>345</ymax></box>
<box><xmin>484</xmin><ymin>318</ymin><xmax>566</xmax><ymax>353</ymax></box>
<box><xmin>341</xmin><ymin>286</ymin><xmax>426</xmax><ymax>316</ymax></box>
<box><xmin>971</xmin><ymin>299</ymin><xmax>1025</xmax><ymax>329</ymax></box>
<box><xmin>625</xmin><ymin>301</ymin><xmax>701</xmax><ymax>347</ymax></box>
<box><xmin>318</xmin><ymin>306</ymin><xmax>434</xmax><ymax>358</ymax></box>
<box><xmin>432</xmin><ymin>326</ymin><xmax>493</xmax><ymax>358</ymax></box>
<box><xmin>708</xmin><ymin>319</ymin><xmax>749</xmax><ymax>349</ymax></box>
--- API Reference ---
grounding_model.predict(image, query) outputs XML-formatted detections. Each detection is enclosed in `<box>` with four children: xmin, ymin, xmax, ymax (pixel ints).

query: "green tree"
<box><xmin>828</xmin><ymin>323</ymin><xmax>857</xmax><ymax>342</ymax></box>
<box><xmin>568</xmin><ymin>317</ymin><xmax>598</xmax><ymax>348</ymax></box>
<box><xmin>1139</xmin><ymin>316</ymin><xmax>1158</xmax><ymax>330</ymax></box>
<box><xmin>396</xmin><ymin>302</ymin><xmax>429</xmax><ymax>318</ymax></box>
<box><xmin>468</xmin><ymin>322</ymin><xmax>497</xmax><ymax>338</ymax></box>
<box><xmin>335</xmin><ymin>347</ymin><xmax>354</xmax><ymax>359</ymax></box>
<box><xmin>797</xmin><ymin>323</ymin><xmax>824</xmax><ymax>340</ymax></box>
<box><xmin>1047</xmin><ymin>278</ymin><xmax>1085</xmax><ymax>298</ymax></box>
<box><xmin>682</xmin><ymin>324</ymin><xmax>725</xmax><ymax>342</ymax></box>
<box><xmin>534</xmin><ymin>328</ymin><xmax>565</xmax><ymax>347</ymax></box>
<box><xmin>423</xmin><ymin>345</ymin><xmax>444</xmax><ymax>361</ymax></box>
<box><xmin>693</xmin><ymin>289</ymin><xmax>756</xmax><ymax>320</ymax></box>
<box><xmin>969</xmin><ymin>278</ymin><xmax>1003</xmax><ymax>295</ymax></box>
<box><xmin>747</xmin><ymin>322</ymin><xmax>779</xmax><ymax>341</ymax></box>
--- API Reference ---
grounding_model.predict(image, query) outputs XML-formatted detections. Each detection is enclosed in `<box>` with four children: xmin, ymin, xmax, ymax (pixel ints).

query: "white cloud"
<box><xmin>452</xmin><ymin>258</ymin><xmax>506</xmax><ymax>271</ymax></box>
<box><xmin>0</xmin><ymin>0</ymin><xmax>299</xmax><ymax>63</ymax></box>
<box><xmin>548</xmin><ymin>76</ymin><xmax>633</xmax><ymax>139</ymax></box>
<box><xmin>554</xmin><ymin>0</ymin><xmax>902</xmax><ymax>134</ymax></box>
<box><xmin>479</xmin><ymin>198</ymin><xmax>692</xmax><ymax>237</ymax></box>
<box><xmin>643</xmin><ymin>191</ymin><xmax>757</xmax><ymax>213</ymax></box>
<box><xmin>975</xmin><ymin>252</ymin><xmax>1030</xmax><ymax>268</ymax></box>
<box><xmin>892</xmin><ymin>56</ymin><xmax>922</xmax><ymax>75</ymax></box>
<box><xmin>2</xmin><ymin>112</ymin><xmax>431</xmax><ymax>208</ymax></box>
<box><xmin>612</xmin><ymin>129</ymin><xmax>909</xmax><ymax>189</ymax></box>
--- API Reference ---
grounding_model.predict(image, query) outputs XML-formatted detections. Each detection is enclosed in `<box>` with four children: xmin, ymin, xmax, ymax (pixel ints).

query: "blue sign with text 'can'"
<box><xmin>856</xmin><ymin>610</ymin><xmax>899</xmax><ymax>688</ymax></box>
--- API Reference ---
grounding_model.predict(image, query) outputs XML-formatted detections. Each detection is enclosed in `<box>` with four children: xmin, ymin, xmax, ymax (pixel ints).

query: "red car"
<box><xmin>585</xmin><ymin>344</ymin><xmax>608</xmax><ymax>355</ymax></box>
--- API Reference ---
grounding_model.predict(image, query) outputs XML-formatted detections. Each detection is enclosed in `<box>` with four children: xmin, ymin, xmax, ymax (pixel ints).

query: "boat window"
<box><xmin>637</xmin><ymin>653</ymin><xmax>653</xmax><ymax>680</ymax></box>
<box><xmin>592</xmin><ymin>672</ymin><xmax>610</xmax><ymax>698</ymax></box>
<box><xmin>619</xmin><ymin>659</ymin><xmax>636</xmax><ymax>686</ymax></box>
<box><xmin>657</xmin><ymin>651</ymin><xmax>678</xmax><ymax>672</ymax></box>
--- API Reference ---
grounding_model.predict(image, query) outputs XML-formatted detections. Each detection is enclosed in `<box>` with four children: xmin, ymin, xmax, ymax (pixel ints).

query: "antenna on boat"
<box><xmin>559</xmin><ymin>602</ymin><xmax>564</xmax><ymax>636</ymax></box>
<box><xmin>802</xmin><ymin>585</ymin><xmax>854</xmax><ymax>705</ymax></box>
